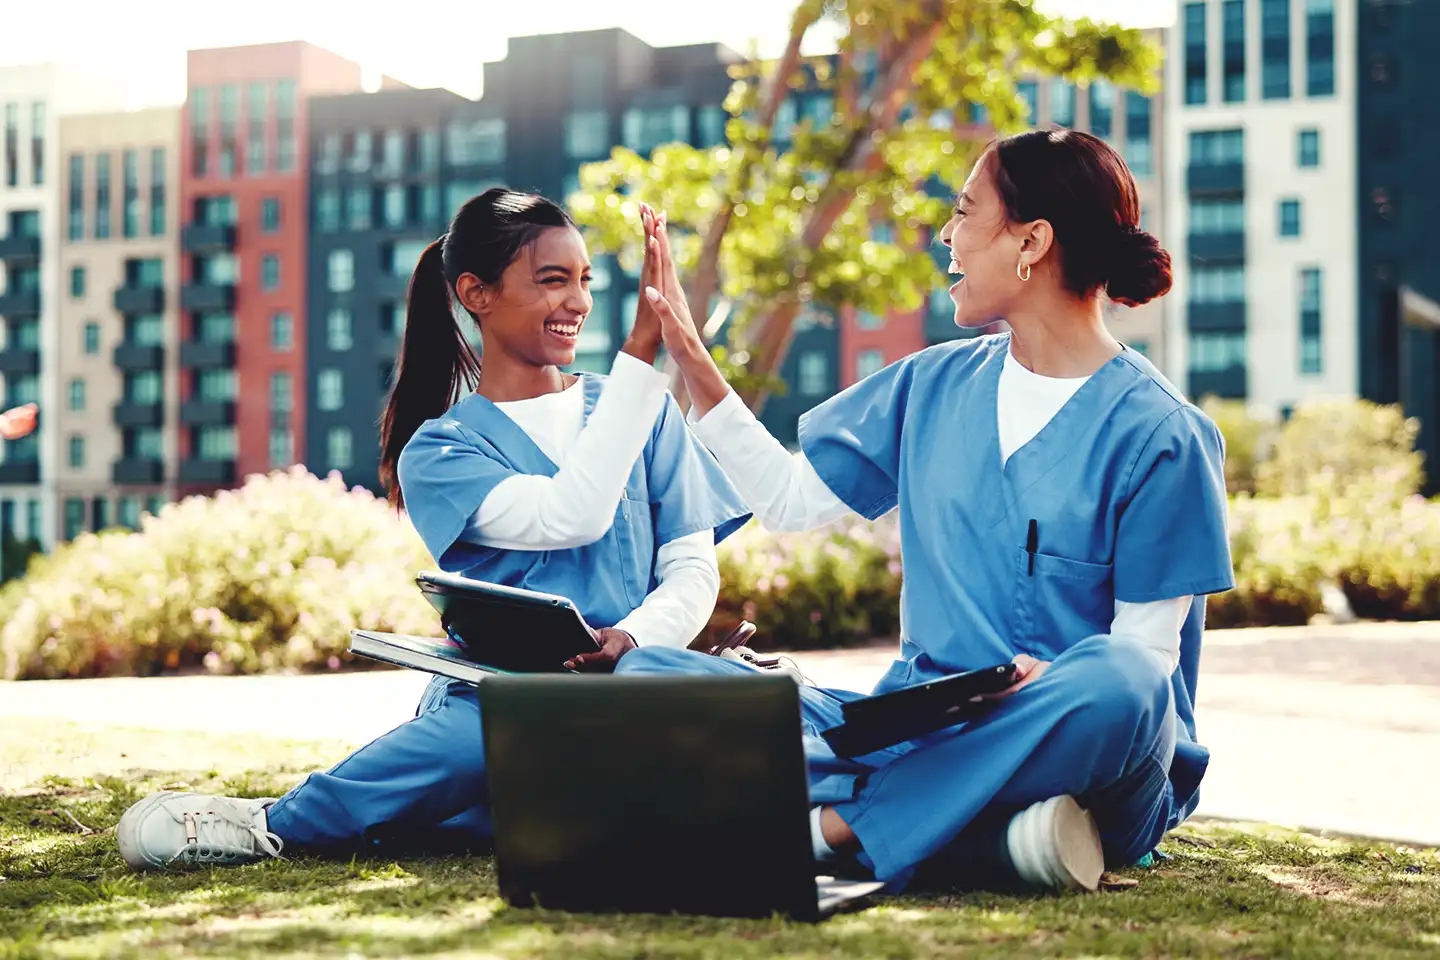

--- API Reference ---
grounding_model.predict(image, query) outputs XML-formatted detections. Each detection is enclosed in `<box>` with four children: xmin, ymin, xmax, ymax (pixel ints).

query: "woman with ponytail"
<box><xmin>115</xmin><ymin>189</ymin><xmax>750</xmax><ymax>869</ymax></box>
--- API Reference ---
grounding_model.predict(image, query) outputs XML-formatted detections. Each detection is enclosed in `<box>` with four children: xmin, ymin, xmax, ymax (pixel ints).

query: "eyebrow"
<box><xmin>955</xmin><ymin>192</ymin><xmax>973</xmax><ymax>207</ymax></box>
<box><xmin>534</xmin><ymin>263</ymin><xmax>592</xmax><ymax>275</ymax></box>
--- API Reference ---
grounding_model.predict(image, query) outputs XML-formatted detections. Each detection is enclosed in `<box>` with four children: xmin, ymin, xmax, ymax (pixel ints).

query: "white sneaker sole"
<box><xmin>117</xmin><ymin>790</ymin><xmax>181</xmax><ymax>871</ymax></box>
<box><xmin>1044</xmin><ymin>795</ymin><xmax>1104</xmax><ymax>892</ymax></box>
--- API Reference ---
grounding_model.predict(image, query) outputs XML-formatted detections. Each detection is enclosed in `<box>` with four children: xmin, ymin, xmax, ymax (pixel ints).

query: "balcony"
<box><xmin>0</xmin><ymin>460</ymin><xmax>40</xmax><ymax>484</ymax></box>
<box><xmin>113</xmin><ymin>284</ymin><xmax>166</xmax><ymax>315</ymax></box>
<box><xmin>1187</xmin><ymin>301</ymin><xmax>1247</xmax><ymax>332</ymax></box>
<box><xmin>1188</xmin><ymin>231</ymin><xmax>1246</xmax><ymax>263</ymax></box>
<box><xmin>0</xmin><ymin>347</ymin><xmax>39</xmax><ymax>375</ymax></box>
<box><xmin>113</xmin><ymin>400</ymin><xmax>165</xmax><ymax>428</ymax></box>
<box><xmin>0</xmin><ymin>289</ymin><xmax>41</xmax><ymax>317</ymax></box>
<box><xmin>180</xmin><ymin>282</ymin><xmax>236</xmax><ymax>312</ymax></box>
<box><xmin>1188</xmin><ymin>366</ymin><xmax>1248</xmax><ymax>400</ymax></box>
<box><xmin>114</xmin><ymin>342</ymin><xmax>165</xmax><ymax>370</ymax></box>
<box><xmin>179</xmin><ymin>458</ymin><xmax>235</xmax><ymax>485</ymax></box>
<box><xmin>181</xmin><ymin>223</ymin><xmax>237</xmax><ymax>252</ymax></box>
<box><xmin>178</xmin><ymin>340</ymin><xmax>236</xmax><ymax>368</ymax></box>
<box><xmin>0</xmin><ymin>234</ymin><xmax>40</xmax><ymax>263</ymax></box>
<box><xmin>180</xmin><ymin>399</ymin><xmax>236</xmax><ymax>426</ymax></box>
<box><xmin>113</xmin><ymin>458</ymin><xmax>166</xmax><ymax>486</ymax></box>
<box><xmin>1186</xmin><ymin>162</ymin><xmax>1245</xmax><ymax>195</ymax></box>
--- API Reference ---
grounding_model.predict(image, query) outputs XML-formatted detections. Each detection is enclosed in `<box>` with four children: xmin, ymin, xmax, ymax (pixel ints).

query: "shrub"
<box><xmin>1</xmin><ymin>468</ymin><xmax>439</xmax><ymax>680</ymax></box>
<box><xmin>1199</xmin><ymin>396</ymin><xmax>1274</xmax><ymax>495</ymax></box>
<box><xmin>1256</xmin><ymin>400</ymin><xmax>1425</xmax><ymax>498</ymax></box>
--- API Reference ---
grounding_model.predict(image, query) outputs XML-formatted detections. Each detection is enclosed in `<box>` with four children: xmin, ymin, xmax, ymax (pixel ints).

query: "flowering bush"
<box><xmin>1</xmin><ymin>468</ymin><xmax>439</xmax><ymax>680</ymax></box>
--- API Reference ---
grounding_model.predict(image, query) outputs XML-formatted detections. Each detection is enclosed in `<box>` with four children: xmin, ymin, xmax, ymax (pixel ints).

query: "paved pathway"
<box><xmin>3</xmin><ymin>620</ymin><xmax>1438</xmax><ymax>847</ymax></box>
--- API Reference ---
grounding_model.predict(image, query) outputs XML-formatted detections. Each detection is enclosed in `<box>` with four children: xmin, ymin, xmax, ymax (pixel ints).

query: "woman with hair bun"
<box><xmin>622</xmin><ymin>128</ymin><xmax>1235</xmax><ymax>894</ymax></box>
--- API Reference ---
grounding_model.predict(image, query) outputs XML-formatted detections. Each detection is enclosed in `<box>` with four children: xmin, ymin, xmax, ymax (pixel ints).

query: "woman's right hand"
<box><xmin>645</xmin><ymin>218</ymin><xmax>732</xmax><ymax>416</ymax></box>
<box><xmin>620</xmin><ymin>204</ymin><xmax>665</xmax><ymax>363</ymax></box>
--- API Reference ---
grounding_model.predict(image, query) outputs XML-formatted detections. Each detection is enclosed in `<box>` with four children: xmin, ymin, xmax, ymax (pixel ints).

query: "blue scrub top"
<box><xmin>397</xmin><ymin>373</ymin><xmax>751</xmax><ymax>632</ymax></box>
<box><xmin>798</xmin><ymin>333</ymin><xmax>1235</xmax><ymax>819</ymax></box>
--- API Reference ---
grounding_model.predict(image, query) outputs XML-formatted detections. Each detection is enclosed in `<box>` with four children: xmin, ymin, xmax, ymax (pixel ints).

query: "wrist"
<box><xmin>621</xmin><ymin>332</ymin><xmax>662</xmax><ymax>365</ymax></box>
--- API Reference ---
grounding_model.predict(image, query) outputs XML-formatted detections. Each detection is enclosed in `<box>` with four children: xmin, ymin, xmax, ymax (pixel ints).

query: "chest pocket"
<box><xmin>611</xmin><ymin>496</ymin><xmax>657</xmax><ymax>608</ymax></box>
<box><xmin>1012</xmin><ymin>548</ymin><xmax>1114</xmax><ymax>661</ymax></box>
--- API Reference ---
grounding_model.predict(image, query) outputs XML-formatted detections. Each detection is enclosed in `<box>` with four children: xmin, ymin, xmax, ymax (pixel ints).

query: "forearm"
<box><xmin>1110</xmin><ymin>596</ymin><xmax>1192</xmax><ymax>676</ymax></box>
<box><xmin>613</xmin><ymin>531</ymin><xmax>720</xmax><ymax>648</ymax></box>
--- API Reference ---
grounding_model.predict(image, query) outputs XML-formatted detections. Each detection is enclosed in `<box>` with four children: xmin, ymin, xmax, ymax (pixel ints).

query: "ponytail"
<box><xmin>378</xmin><ymin>237</ymin><xmax>482</xmax><ymax>508</ymax></box>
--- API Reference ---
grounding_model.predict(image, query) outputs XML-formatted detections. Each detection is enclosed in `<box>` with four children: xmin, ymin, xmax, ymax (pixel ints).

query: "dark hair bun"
<box><xmin>1106</xmin><ymin>228</ymin><xmax>1172</xmax><ymax>307</ymax></box>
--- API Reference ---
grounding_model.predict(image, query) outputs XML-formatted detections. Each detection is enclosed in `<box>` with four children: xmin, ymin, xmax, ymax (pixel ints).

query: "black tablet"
<box><xmin>823</xmin><ymin>663</ymin><xmax>1020</xmax><ymax>757</ymax></box>
<box><xmin>415</xmin><ymin>571</ymin><xmax>601</xmax><ymax>674</ymax></box>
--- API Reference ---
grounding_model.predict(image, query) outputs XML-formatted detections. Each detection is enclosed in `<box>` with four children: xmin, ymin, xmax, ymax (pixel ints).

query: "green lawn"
<box><xmin>2</xmin><ymin>720</ymin><xmax>1438</xmax><ymax>959</ymax></box>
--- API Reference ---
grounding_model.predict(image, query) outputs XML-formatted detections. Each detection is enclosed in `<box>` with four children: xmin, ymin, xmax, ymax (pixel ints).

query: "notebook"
<box><xmin>348</xmin><ymin>629</ymin><xmax>508</xmax><ymax>684</ymax></box>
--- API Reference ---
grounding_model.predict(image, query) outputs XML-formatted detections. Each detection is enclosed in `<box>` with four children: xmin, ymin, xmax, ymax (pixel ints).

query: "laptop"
<box><xmin>480</xmin><ymin>673</ymin><xmax>885</xmax><ymax>921</ymax></box>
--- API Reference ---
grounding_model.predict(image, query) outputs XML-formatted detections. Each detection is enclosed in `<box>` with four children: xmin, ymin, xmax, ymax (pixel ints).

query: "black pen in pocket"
<box><xmin>1026</xmin><ymin>519</ymin><xmax>1038</xmax><ymax>576</ymax></box>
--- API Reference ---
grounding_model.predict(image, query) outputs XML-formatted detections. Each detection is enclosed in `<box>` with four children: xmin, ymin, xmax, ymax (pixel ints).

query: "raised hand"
<box><xmin>0</xmin><ymin>403</ymin><xmax>38</xmax><ymax>441</ymax></box>
<box><xmin>621</xmin><ymin>203</ymin><xmax>665</xmax><ymax>363</ymax></box>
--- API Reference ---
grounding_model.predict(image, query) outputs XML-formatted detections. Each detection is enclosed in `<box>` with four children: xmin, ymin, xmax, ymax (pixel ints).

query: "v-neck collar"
<box><xmin>454</xmin><ymin>373</ymin><xmax>604</xmax><ymax>477</ymax></box>
<box><xmin>983</xmin><ymin>333</ymin><xmax>1133</xmax><ymax>490</ymax></box>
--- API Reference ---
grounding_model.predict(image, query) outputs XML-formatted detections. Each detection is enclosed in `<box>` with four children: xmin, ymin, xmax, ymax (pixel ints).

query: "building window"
<box><xmin>327</xmin><ymin>427</ymin><xmax>353</xmax><ymax>470</ymax></box>
<box><xmin>67</xmin><ymin>153</ymin><xmax>84</xmax><ymax>239</ymax></box>
<box><xmin>125</xmin><ymin>314</ymin><xmax>164</xmax><ymax>346</ymax></box>
<box><xmin>1262</xmin><ymin>0</ymin><xmax>1292</xmax><ymax>99</ymax></box>
<box><xmin>3</xmin><ymin>104</ymin><xmax>16</xmax><ymax>188</ymax></box>
<box><xmin>1123</xmin><ymin>94</ymin><xmax>1152</xmax><ymax>176</ymax></box>
<box><xmin>1014</xmin><ymin>81</ymin><xmax>1039</xmax><ymax>126</ymax></box>
<box><xmin>199</xmin><ymin>314</ymin><xmax>236</xmax><ymax>344</ymax></box>
<box><xmin>316</xmin><ymin>131</ymin><xmax>341</xmax><ymax>175</ymax></box>
<box><xmin>196</xmin><ymin>194</ymin><xmax>237</xmax><ymax>226</ymax></box>
<box><xmin>419</xmin><ymin>184</ymin><xmax>440</xmax><ymax>225</ymax></box>
<box><xmin>1190</xmin><ymin>199</ymin><xmax>1245</xmax><ymax>235</ymax></box>
<box><xmin>856</xmin><ymin>350</ymin><xmax>885</xmax><ymax>380</ymax></box>
<box><xmin>83</xmin><ymin>321</ymin><xmax>100</xmax><ymax>354</ymax></box>
<box><xmin>67</xmin><ymin>378</ymin><xmax>85</xmax><ymax>411</ymax></box>
<box><xmin>387</xmin><ymin>240</ymin><xmax>429</xmax><ymax>276</ymax></box>
<box><xmin>91</xmin><ymin>498</ymin><xmax>110</xmax><ymax>532</ymax></box>
<box><xmin>315</xmin><ymin>188</ymin><xmax>340</xmax><ymax>232</ymax></box>
<box><xmin>68</xmin><ymin>435</ymin><xmax>85</xmax><ymax>469</ymax></box>
<box><xmin>327</xmin><ymin>308</ymin><xmax>353</xmax><ymax>351</ymax></box>
<box><xmin>564</xmin><ymin>111</ymin><xmax>610</xmax><ymax>159</ymax></box>
<box><xmin>261</xmin><ymin>196</ymin><xmax>281</xmax><ymax>232</ymax></box>
<box><xmin>328</xmin><ymin>249</ymin><xmax>354</xmax><ymax>292</ymax></box>
<box><xmin>797</xmin><ymin>351</ymin><xmax>829</xmax><ymax>396</ymax></box>
<box><xmin>348</xmin><ymin>130</ymin><xmax>372</xmax><ymax>173</ymax></box>
<box><xmin>197</xmin><ymin>252</ymin><xmax>238</xmax><ymax>284</ymax></box>
<box><xmin>70</xmin><ymin>266</ymin><xmax>85</xmax><ymax>299</ymax></box>
<box><xmin>1306</xmin><ymin>0</ymin><xmax>1335</xmax><ymax>96</ymax></box>
<box><xmin>270</xmin><ymin>311</ymin><xmax>294</xmax><ymax>351</ymax></box>
<box><xmin>346</xmin><ymin>187</ymin><xmax>372</xmax><ymax>230</ymax></box>
<box><xmin>856</xmin><ymin>310</ymin><xmax>885</xmax><ymax>331</ymax></box>
<box><xmin>1278</xmin><ymin>199</ymin><xmax>1302</xmax><ymax>237</ymax></box>
<box><xmin>1189</xmin><ymin>264</ymin><xmax>1247</xmax><ymax>303</ymax></box>
<box><xmin>269</xmin><ymin>427</ymin><xmax>293</xmax><ymax>468</ymax></box>
<box><xmin>190</xmin><ymin>87</ymin><xmax>210</xmax><ymax>177</ymax></box>
<box><xmin>1222</xmin><ymin>0</ymin><xmax>1246</xmax><ymax>102</ymax></box>
<box><xmin>1188</xmin><ymin>330</ymin><xmax>1247</xmax><ymax>372</ymax></box>
<box><xmin>1050</xmin><ymin>79</ymin><xmax>1076</xmax><ymax>127</ymax></box>
<box><xmin>270</xmin><ymin>370</ymin><xmax>293</xmax><ymax>415</ymax></box>
<box><xmin>697</xmin><ymin>105</ymin><xmax>727</xmax><ymax>147</ymax></box>
<box><xmin>317</xmin><ymin>369</ymin><xmax>344</xmax><ymax>411</ymax></box>
<box><xmin>276</xmin><ymin>122</ymin><xmax>295</xmax><ymax>173</ymax></box>
<box><xmin>29</xmin><ymin>102</ymin><xmax>43</xmax><ymax>185</ymax></box>
<box><xmin>1190</xmin><ymin>128</ymin><xmax>1246</xmax><ymax>165</ymax></box>
<box><xmin>622</xmin><ymin>105</ymin><xmax>692</xmax><ymax>154</ymax></box>
<box><xmin>1184</xmin><ymin>2</ymin><xmax>1208</xmax><ymax>105</ymax></box>
<box><xmin>1299</xmin><ymin>266</ymin><xmax>1322</xmax><ymax>374</ymax></box>
<box><xmin>196</xmin><ymin>426</ymin><xmax>237</xmax><ymax>461</ymax></box>
<box><xmin>381</xmin><ymin>130</ymin><xmax>405</xmax><ymax>176</ymax></box>
<box><xmin>197</xmin><ymin>368</ymin><xmax>237</xmax><ymax>402</ymax></box>
<box><xmin>64</xmin><ymin>498</ymin><xmax>85</xmax><ymax>541</ymax></box>
<box><xmin>1297</xmin><ymin>129</ymin><xmax>1320</xmax><ymax>167</ymax></box>
<box><xmin>261</xmin><ymin>254</ymin><xmax>281</xmax><ymax>291</ymax></box>
<box><xmin>150</xmin><ymin>147</ymin><xmax>166</xmax><ymax>235</ymax></box>
<box><xmin>144</xmin><ymin>495</ymin><xmax>163</xmax><ymax>517</ymax></box>
<box><xmin>119</xmin><ymin>497</ymin><xmax>141</xmax><ymax>530</ymax></box>
<box><xmin>383</xmin><ymin>185</ymin><xmax>407</xmax><ymax>228</ymax></box>
<box><xmin>446</xmin><ymin>118</ymin><xmax>506</xmax><ymax>166</ymax></box>
<box><xmin>94</xmin><ymin>153</ymin><xmax>111</xmax><ymax>239</ymax></box>
<box><xmin>418</xmin><ymin>129</ymin><xmax>440</xmax><ymax>171</ymax></box>
<box><xmin>121</xmin><ymin>149</ymin><xmax>141</xmax><ymax>238</ymax></box>
<box><xmin>125</xmin><ymin>423</ymin><xmax>163</xmax><ymax>459</ymax></box>
<box><xmin>1089</xmin><ymin>83</ymin><xmax>1114</xmax><ymax>140</ymax></box>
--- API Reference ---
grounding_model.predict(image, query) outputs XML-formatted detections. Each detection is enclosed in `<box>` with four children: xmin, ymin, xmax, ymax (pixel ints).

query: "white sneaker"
<box><xmin>1005</xmin><ymin>795</ymin><xmax>1104</xmax><ymax>892</ymax></box>
<box><xmin>117</xmin><ymin>791</ymin><xmax>284</xmax><ymax>870</ymax></box>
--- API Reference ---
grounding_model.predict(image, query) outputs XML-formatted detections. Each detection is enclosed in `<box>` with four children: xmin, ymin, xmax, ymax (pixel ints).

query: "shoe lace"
<box><xmin>169</xmin><ymin>801</ymin><xmax>284</xmax><ymax>865</ymax></box>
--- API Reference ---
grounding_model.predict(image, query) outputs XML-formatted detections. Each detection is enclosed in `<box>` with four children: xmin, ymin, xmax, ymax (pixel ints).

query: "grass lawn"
<box><xmin>2</xmin><ymin>720</ymin><xmax>1438</xmax><ymax>959</ymax></box>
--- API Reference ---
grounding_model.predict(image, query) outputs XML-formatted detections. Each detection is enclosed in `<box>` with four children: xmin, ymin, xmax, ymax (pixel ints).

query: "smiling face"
<box><xmin>938</xmin><ymin>149</ymin><xmax>1033</xmax><ymax>329</ymax></box>
<box><xmin>455</xmin><ymin>225</ymin><xmax>593</xmax><ymax>369</ymax></box>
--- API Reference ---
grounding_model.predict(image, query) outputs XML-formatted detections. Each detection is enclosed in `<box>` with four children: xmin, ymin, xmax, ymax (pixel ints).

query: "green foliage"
<box><xmin>1198</xmin><ymin>396</ymin><xmax>1274</xmax><ymax>495</ymax></box>
<box><xmin>568</xmin><ymin>0</ymin><xmax>1160</xmax><ymax>383</ymax></box>
<box><xmin>1256</xmin><ymin>399</ymin><xmax>1425</xmax><ymax>499</ymax></box>
<box><xmin>1</xmin><ymin>468</ymin><xmax>439</xmax><ymax>681</ymax></box>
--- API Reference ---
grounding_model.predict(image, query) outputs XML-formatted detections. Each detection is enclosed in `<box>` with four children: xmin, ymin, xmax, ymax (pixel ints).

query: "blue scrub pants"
<box><xmin>615</xmin><ymin>635</ymin><xmax>1180</xmax><ymax>886</ymax></box>
<box><xmin>265</xmin><ymin>676</ymin><xmax>493</xmax><ymax>854</ymax></box>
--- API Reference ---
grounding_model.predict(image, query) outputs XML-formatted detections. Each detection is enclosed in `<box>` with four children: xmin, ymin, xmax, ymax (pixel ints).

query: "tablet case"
<box><xmin>415</xmin><ymin>572</ymin><xmax>601</xmax><ymax>673</ymax></box>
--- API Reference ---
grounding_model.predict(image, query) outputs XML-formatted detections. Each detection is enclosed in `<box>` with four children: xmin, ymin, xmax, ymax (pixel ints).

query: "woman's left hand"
<box><xmin>564</xmin><ymin>627</ymin><xmax>637</xmax><ymax>672</ymax></box>
<box><xmin>644</xmin><ymin>218</ymin><xmax>732</xmax><ymax>414</ymax></box>
<box><xmin>981</xmin><ymin>654</ymin><xmax>1051</xmax><ymax>699</ymax></box>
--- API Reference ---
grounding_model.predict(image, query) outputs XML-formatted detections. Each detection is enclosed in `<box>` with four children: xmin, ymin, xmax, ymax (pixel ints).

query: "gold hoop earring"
<box><xmin>1017</xmin><ymin>259</ymin><xmax>1031</xmax><ymax>282</ymax></box>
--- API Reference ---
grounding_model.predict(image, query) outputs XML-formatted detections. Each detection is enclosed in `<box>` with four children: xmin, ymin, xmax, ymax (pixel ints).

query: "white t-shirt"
<box><xmin>460</xmin><ymin>353</ymin><xmax>719</xmax><ymax>650</ymax></box>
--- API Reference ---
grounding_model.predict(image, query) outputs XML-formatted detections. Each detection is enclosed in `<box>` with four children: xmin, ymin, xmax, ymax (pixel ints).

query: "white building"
<box><xmin>1162</xmin><ymin>0</ymin><xmax>1352</xmax><ymax>414</ymax></box>
<box><xmin>0</xmin><ymin>64</ymin><xmax>127</xmax><ymax>553</ymax></box>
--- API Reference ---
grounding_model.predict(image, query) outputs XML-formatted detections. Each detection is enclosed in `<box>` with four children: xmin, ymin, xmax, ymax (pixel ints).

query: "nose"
<box><xmin>939</xmin><ymin>219</ymin><xmax>955</xmax><ymax>249</ymax></box>
<box><xmin>564</xmin><ymin>284</ymin><xmax>592</xmax><ymax>318</ymax></box>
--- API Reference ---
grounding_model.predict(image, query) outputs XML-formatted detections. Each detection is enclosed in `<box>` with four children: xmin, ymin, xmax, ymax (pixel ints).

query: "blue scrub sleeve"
<box><xmin>1113</xmin><ymin>407</ymin><xmax>1236</xmax><ymax>603</ymax></box>
<box><xmin>646</xmin><ymin>394</ymin><xmax>752</xmax><ymax>545</ymax></box>
<box><xmin>796</xmin><ymin>355</ymin><xmax>917</xmax><ymax>521</ymax></box>
<box><xmin>397</xmin><ymin>419</ymin><xmax>516</xmax><ymax>563</ymax></box>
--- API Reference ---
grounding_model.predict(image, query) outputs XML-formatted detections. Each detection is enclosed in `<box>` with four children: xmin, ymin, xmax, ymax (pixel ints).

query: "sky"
<box><xmin>1</xmin><ymin>0</ymin><xmax>1174</xmax><ymax>108</ymax></box>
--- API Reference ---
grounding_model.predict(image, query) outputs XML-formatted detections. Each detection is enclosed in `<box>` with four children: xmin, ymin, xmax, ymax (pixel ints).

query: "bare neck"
<box><xmin>475</xmin><ymin>351</ymin><xmax>571</xmax><ymax>404</ymax></box>
<box><xmin>1004</xmin><ymin>288</ymin><xmax>1123</xmax><ymax>378</ymax></box>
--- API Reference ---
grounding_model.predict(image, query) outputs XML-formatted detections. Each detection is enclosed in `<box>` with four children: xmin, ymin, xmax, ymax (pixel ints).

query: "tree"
<box><xmin>571</xmin><ymin>0</ymin><xmax>1161</xmax><ymax>410</ymax></box>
